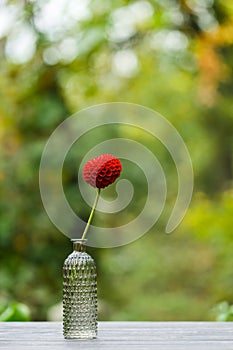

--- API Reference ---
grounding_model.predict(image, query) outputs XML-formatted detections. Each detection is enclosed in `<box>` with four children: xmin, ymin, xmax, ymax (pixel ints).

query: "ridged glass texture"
<box><xmin>63</xmin><ymin>240</ymin><xmax>97</xmax><ymax>339</ymax></box>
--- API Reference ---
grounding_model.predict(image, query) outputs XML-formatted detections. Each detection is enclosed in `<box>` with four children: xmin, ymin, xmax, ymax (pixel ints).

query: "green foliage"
<box><xmin>0</xmin><ymin>0</ymin><xmax>233</xmax><ymax>321</ymax></box>
<box><xmin>0</xmin><ymin>302</ymin><xmax>30</xmax><ymax>321</ymax></box>
<box><xmin>212</xmin><ymin>301</ymin><xmax>233</xmax><ymax>321</ymax></box>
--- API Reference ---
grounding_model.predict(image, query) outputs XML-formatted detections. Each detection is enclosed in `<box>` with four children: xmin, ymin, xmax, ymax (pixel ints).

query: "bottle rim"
<box><xmin>71</xmin><ymin>238</ymin><xmax>88</xmax><ymax>244</ymax></box>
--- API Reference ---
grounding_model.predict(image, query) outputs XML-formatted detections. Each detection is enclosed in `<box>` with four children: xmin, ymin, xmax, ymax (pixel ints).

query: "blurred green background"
<box><xmin>0</xmin><ymin>0</ymin><xmax>233</xmax><ymax>321</ymax></box>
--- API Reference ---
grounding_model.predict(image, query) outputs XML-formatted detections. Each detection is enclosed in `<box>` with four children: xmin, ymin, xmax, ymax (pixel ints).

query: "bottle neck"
<box><xmin>72</xmin><ymin>239</ymin><xmax>87</xmax><ymax>252</ymax></box>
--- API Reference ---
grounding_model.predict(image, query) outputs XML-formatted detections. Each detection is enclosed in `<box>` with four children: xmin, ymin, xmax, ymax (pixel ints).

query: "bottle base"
<box><xmin>64</xmin><ymin>331</ymin><xmax>97</xmax><ymax>340</ymax></box>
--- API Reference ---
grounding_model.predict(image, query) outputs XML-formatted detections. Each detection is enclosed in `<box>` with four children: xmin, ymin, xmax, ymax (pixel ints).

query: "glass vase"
<box><xmin>63</xmin><ymin>239</ymin><xmax>98</xmax><ymax>339</ymax></box>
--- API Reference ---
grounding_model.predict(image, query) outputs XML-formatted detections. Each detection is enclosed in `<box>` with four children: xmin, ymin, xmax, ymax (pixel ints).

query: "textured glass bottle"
<box><xmin>63</xmin><ymin>239</ymin><xmax>97</xmax><ymax>339</ymax></box>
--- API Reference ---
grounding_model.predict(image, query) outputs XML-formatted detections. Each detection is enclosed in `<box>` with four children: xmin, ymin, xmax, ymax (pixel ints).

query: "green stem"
<box><xmin>81</xmin><ymin>188</ymin><xmax>101</xmax><ymax>241</ymax></box>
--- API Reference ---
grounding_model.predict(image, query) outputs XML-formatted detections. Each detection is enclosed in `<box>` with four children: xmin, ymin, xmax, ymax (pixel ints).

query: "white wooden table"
<box><xmin>1</xmin><ymin>322</ymin><xmax>233</xmax><ymax>350</ymax></box>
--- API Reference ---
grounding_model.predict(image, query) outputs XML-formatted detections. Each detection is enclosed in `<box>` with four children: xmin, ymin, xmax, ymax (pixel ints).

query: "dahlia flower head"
<box><xmin>82</xmin><ymin>154</ymin><xmax>122</xmax><ymax>189</ymax></box>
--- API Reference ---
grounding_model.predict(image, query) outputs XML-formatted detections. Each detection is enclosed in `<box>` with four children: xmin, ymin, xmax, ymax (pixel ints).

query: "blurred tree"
<box><xmin>0</xmin><ymin>0</ymin><xmax>232</xmax><ymax>320</ymax></box>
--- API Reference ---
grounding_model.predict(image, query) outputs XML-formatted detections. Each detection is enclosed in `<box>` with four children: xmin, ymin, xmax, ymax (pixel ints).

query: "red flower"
<box><xmin>83</xmin><ymin>154</ymin><xmax>122</xmax><ymax>189</ymax></box>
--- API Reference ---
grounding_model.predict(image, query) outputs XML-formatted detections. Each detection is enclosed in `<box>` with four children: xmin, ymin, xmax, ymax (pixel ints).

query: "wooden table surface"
<box><xmin>1</xmin><ymin>322</ymin><xmax>233</xmax><ymax>350</ymax></box>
